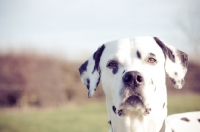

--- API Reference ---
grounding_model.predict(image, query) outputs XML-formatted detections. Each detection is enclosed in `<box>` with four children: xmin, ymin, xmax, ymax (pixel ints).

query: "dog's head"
<box><xmin>79</xmin><ymin>36</ymin><xmax>188</xmax><ymax>115</ymax></box>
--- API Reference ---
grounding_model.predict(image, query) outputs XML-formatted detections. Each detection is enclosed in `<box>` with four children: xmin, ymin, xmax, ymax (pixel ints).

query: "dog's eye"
<box><xmin>147</xmin><ymin>57</ymin><xmax>157</xmax><ymax>64</ymax></box>
<box><xmin>107</xmin><ymin>60</ymin><xmax>118</xmax><ymax>68</ymax></box>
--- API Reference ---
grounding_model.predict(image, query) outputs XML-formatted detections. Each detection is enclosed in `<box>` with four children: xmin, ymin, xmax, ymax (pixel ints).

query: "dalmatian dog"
<box><xmin>166</xmin><ymin>111</ymin><xmax>200</xmax><ymax>132</ymax></box>
<box><xmin>78</xmin><ymin>36</ymin><xmax>188</xmax><ymax>132</ymax></box>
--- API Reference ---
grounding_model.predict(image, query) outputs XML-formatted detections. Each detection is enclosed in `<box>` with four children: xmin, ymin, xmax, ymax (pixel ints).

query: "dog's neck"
<box><xmin>106</xmin><ymin>96</ymin><xmax>168</xmax><ymax>132</ymax></box>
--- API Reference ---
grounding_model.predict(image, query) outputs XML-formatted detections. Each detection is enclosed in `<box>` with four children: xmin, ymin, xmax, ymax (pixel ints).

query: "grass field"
<box><xmin>0</xmin><ymin>94</ymin><xmax>200</xmax><ymax>132</ymax></box>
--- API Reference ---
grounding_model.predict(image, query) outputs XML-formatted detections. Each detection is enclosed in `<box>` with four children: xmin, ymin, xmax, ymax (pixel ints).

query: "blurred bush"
<box><xmin>0</xmin><ymin>53</ymin><xmax>105</xmax><ymax>108</ymax></box>
<box><xmin>0</xmin><ymin>53</ymin><xmax>199</xmax><ymax>108</ymax></box>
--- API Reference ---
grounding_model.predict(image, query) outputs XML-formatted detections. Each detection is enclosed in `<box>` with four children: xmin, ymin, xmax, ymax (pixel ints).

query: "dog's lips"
<box><xmin>125</xmin><ymin>95</ymin><xmax>143</xmax><ymax>106</ymax></box>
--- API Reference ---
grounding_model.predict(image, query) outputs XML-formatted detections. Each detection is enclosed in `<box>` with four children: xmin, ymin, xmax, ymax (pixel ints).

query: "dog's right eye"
<box><xmin>107</xmin><ymin>60</ymin><xmax>118</xmax><ymax>68</ymax></box>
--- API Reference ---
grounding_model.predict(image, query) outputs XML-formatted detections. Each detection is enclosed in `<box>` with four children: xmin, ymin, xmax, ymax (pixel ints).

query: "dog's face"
<box><xmin>79</xmin><ymin>36</ymin><xmax>188</xmax><ymax>115</ymax></box>
<box><xmin>99</xmin><ymin>37</ymin><xmax>168</xmax><ymax>115</ymax></box>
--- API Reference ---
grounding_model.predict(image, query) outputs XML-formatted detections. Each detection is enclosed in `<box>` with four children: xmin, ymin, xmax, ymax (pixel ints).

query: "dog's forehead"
<box><xmin>102</xmin><ymin>37</ymin><xmax>163</xmax><ymax>61</ymax></box>
<box><xmin>134</xmin><ymin>37</ymin><xmax>162</xmax><ymax>53</ymax></box>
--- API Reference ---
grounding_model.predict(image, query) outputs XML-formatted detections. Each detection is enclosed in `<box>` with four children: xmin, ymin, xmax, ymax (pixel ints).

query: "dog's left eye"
<box><xmin>147</xmin><ymin>57</ymin><xmax>157</xmax><ymax>64</ymax></box>
<box><xmin>107</xmin><ymin>60</ymin><xmax>118</xmax><ymax>68</ymax></box>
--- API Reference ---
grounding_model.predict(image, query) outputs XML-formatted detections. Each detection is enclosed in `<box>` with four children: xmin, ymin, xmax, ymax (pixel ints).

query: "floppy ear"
<box><xmin>78</xmin><ymin>44</ymin><xmax>105</xmax><ymax>98</ymax></box>
<box><xmin>154</xmin><ymin>37</ymin><xmax>188</xmax><ymax>89</ymax></box>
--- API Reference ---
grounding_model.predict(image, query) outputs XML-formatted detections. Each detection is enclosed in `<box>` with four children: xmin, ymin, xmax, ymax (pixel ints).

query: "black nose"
<box><xmin>122</xmin><ymin>71</ymin><xmax>144</xmax><ymax>86</ymax></box>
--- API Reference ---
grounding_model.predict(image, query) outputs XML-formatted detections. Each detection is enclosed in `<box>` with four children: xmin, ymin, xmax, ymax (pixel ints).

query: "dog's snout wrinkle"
<box><xmin>122</xmin><ymin>71</ymin><xmax>144</xmax><ymax>87</ymax></box>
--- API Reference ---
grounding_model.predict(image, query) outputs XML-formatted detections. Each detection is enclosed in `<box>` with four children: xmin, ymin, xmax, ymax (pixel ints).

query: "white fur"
<box><xmin>166</xmin><ymin>112</ymin><xmax>200</xmax><ymax>132</ymax></box>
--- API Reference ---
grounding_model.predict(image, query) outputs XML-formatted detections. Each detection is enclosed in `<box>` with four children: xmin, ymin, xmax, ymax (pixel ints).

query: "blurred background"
<box><xmin>0</xmin><ymin>0</ymin><xmax>199</xmax><ymax>132</ymax></box>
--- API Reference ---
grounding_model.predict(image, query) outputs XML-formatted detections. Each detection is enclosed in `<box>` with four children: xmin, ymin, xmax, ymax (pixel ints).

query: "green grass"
<box><xmin>0</xmin><ymin>94</ymin><xmax>200</xmax><ymax>132</ymax></box>
<box><xmin>0</xmin><ymin>103</ymin><xmax>109</xmax><ymax>132</ymax></box>
<box><xmin>168</xmin><ymin>94</ymin><xmax>200</xmax><ymax>115</ymax></box>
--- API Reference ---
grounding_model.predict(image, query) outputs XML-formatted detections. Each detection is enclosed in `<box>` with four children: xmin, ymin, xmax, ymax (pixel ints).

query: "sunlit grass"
<box><xmin>0</xmin><ymin>94</ymin><xmax>200</xmax><ymax>132</ymax></box>
<box><xmin>0</xmin><ymin>102</ymin><xmax>109</xmax><ymax>132</ymax></box>
<box><xmin>168</xmin><ymin>94</ymin><xmax>200</xmax><ymax>114</ymax></box>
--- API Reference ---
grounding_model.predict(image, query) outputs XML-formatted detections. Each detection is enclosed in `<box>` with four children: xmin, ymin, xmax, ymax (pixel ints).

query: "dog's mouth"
<box><xmin>118</xmin><ymin>95</ymin><xmax>151</xmax><ymax>116</ymax></box>
<box><xmin>125</xmin><ymin>95</ymin><xmax>143</xmax><ymax>106</ymax></box>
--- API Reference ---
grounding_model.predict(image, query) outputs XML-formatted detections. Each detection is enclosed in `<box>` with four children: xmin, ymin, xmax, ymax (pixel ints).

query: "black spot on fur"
<box><xmin>177</xmin><ymin>50</ymin><xmax>188</xmax><ymax>68</ymax></box>
<box><xmin>92</xmin><ymin>44</ymin><xmax>105</xmax><ymax>73</ymax></box>
<box><xmin>78</xmin><ymin>60</ymin><xmax>88</xmax><ymax>75</ymax></box>
<box><xmin>108</xmin><ymin>120</ymin><xmax>111</xmax><ymax>125</ymax></box>
<box><xmin>181</xmin><ymin>117</ymin><xmax>190</xmax><ymax>122</ymax></box>
<box><xmin>197</xmin><ymin>119</ymin><xmax>200</xmax><ymax>123</ymax></box>
<box><xmin>169</xmin><ymin>77</ymin><xmax>176</xmax><ymax>85</ymax></box>
<box><xmin>181</xmin><ymin>79</ymin><xmax>184</xmax><ymax>85</ymax></box>
<box><xmin>151</xmin><ymin>79</ymin><xmax>154</xmax><ymax>85</ymax></box>
<box><xmin>171</xmin><ymin>129</ymin><xmax>175</xmax><ymax>132</ymax></box>
<box><xmin>86</xmin><ymin>78</ymin><xmax>90</xmax><ymax>90</ymax></box>
<box><xmin>136</xmin><ymin>50</ymin><xmax>141</xmax><ymax>59</ymax></box>
<box><xmin>96</xmin><ymin>77</ymin><xmax>100</xmax><ymax>88</ymax></box>
<box><xmin>163</xmin><ymin>103</ymin><xmax>165</xmax><ymax>109</ymax></box>
<box><xmin>122</xmin><ymin>70</ymin><xmax>125</xmax><ymax>74</ymax></box>
<box><xmin>174</xmin><ymin>72</ymin><xmax>177</xmax><ymax>76</ymax></box>
<box><xmin>154</xmin><ymin>37</ymin><xmax>175</xmax><ymax>62</ymax></box>
<box><xmin>112</xmin><ymin>106</ymin><xmax>116</xmax><ymax>114</ymax></box>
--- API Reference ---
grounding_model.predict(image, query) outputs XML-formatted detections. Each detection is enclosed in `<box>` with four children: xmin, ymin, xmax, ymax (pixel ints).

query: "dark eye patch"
<box><xmin>107</xmin><ymin>60</ymin><xmax>119</xmax><ymax>74</ymax></box>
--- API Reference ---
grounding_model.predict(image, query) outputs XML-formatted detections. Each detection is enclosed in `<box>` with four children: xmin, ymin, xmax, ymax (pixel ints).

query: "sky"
<box><xmin>0</xmin><ymin>0</ymin><xmax>198</xmax><ymax>60</ymax></box>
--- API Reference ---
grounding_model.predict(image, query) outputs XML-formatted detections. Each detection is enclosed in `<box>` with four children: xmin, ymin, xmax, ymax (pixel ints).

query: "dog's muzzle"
<box><xmin>119</xmin><ymin>71</ymin><xmax>151</xmax><ymax>115</ymax></box>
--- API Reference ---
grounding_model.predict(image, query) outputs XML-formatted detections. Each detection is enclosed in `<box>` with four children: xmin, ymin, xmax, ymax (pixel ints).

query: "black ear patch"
<box><xmin>95</xmin><ymin>77</ymin><xmax>100</xmax><ymax>89</ymax></box>
<box><xmin>78</xmin><ymin>60</ymin><xmax>88</xmax><ymax>75</ymax></box>
<box><xmin>86</xmin><ymin>78</ymin><xmax>90</xmax><ymax>90</ymax></box>
<box><xmin>169</xmin><ymin>77</ymin><xmax>176</xmax><ymax>85</ymax></box>
<box><xmin>177</xmin><ymin>50</ymin><xmax>188</xmax><ymax>68</ymax></box>
<box><xmin>154</xmin><ymin>37</ymin><xmax>175</xmax><ymax>62</ymax></box>
<box><xmin>92</xmin><ymin>44</ymin><xmax>105</xmax><ymax>73</ymax></box>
